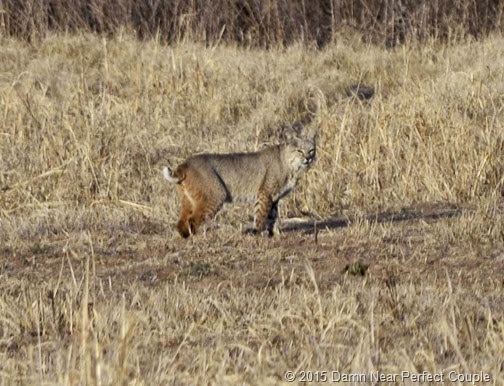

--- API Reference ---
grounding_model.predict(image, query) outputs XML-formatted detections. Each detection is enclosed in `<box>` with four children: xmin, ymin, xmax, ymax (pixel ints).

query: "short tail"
<box><xmin>163</xmin><ymin>166</ymin><xmax>185</xmax><ymax>184</ymax></box>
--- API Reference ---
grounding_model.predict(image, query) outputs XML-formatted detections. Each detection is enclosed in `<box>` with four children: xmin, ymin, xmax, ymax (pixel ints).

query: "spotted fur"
<box><xmin>163</xmin><ymin>125</ymin><xmax>317</xmax><ymax>238</ymax></box>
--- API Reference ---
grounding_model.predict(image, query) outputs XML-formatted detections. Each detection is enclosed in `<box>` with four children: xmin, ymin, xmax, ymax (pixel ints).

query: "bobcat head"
<box><xmin>281</xmin><ymin>124</ymin><xmax>317</xmax><ymax>173</ymax></box>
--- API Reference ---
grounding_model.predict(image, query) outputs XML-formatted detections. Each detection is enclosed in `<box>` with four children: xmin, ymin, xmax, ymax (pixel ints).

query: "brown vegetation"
<box><xmin>0</xmin><ymin>23</ymin><xmax>503</xmax><ymax>384</ymax></box>
<box><xmin>1</xmin><ymin>0</ymin><xmax>504</xmax><ymax>46</ymax></box>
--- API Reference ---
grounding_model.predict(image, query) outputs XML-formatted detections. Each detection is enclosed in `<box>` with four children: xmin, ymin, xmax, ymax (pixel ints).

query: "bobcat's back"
<box><xmin>183</xmin><ymin>146</ymin><xmax>287</xmax><ymax>202</ymax></box>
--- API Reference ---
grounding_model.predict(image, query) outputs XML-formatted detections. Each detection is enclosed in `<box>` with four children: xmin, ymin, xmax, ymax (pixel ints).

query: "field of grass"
<box><xmin>1</xmin><ymin>31</ymin><xmax>504</xmax><ymax>384</ymax></box>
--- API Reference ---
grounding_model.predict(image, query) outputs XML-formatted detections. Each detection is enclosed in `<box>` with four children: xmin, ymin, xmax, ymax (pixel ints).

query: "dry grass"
<box><xmin>0</xmin><ymin>31</ymin><xmax>504</xmax><ymax>384</ymax></box>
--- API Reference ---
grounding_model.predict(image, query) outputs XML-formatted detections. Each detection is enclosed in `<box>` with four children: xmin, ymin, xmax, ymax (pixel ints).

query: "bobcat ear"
<box><xmin>296</xmin><ymin>124</ymin><xmax>318</xmax><ymax>141</ymax></box>
<box><xmin>279</xmin><ymin>125</ymin><xmax>297</xmax><ymax>141</ymax></box>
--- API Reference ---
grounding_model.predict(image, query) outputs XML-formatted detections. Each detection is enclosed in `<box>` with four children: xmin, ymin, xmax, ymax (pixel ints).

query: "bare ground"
<box><xmin>3</xmin><ymin>202</ymin><xmax>502</xmax><ymax>291</ymax></box>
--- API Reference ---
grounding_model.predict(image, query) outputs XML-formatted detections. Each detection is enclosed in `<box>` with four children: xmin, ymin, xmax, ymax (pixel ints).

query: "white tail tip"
<box><xmin>163</xmin><ymin>166</ymin><xmax>179</xmax><ymax>183</ymax></box>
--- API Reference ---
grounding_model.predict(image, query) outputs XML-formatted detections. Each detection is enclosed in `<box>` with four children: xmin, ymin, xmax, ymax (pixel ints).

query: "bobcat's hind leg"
<box><xmin>176</xmin><ymin>188</ymin><xmax>194</xmax><ymax>238</ymax></box>
<box><xmin>187</xmin><ymin>185</ymin><xmax>227</xmax><ymax>235</ymax></box>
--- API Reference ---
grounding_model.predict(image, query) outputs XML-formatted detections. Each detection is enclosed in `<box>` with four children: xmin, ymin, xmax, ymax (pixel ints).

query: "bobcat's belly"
<box><xmin>231</xmin><ymin>194</ymin><xmax>257</xmax><ymax>204</ymax></box>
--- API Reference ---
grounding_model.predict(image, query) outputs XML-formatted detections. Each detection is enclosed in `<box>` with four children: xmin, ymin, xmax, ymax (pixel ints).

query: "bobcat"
<box><xmin>163</xmin><ymin>125</ymin><xmax>317</xmax><ymax>238</ymax></box>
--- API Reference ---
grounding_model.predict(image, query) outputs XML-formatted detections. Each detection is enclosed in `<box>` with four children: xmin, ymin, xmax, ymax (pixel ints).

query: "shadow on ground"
<box><xmin>282</xmin><ymin>202</ymin><xmax>464</xmax><ymax>234</ymax></box>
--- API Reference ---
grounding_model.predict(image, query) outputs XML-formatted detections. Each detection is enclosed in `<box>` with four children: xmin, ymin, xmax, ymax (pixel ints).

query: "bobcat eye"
<box><xmin>309</xmin><ymin>149</ymin><xmax>315</xmax><ymax>155</ymax></box>
<box><xmin>296</xmin><ymin>150</ymin><xmax>304</xmax><ymax>155</ymax></box>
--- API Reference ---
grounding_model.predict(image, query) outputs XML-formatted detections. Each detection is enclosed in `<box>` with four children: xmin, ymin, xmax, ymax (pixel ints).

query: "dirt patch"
<box><xmin>2</xmin><ymin>206</ymin><xmax>502</xmax><ymax>295</ymax></box>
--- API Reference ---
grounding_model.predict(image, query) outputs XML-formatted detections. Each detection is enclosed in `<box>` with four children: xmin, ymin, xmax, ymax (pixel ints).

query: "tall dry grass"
<box><xmin>0</xmin><ymin>31</ymin><xmax>503</xmax><ymax>383</ymax></box>
<box><xmin>1</xmin><ymin>32</ymin><xmax>503</xmax><ymax>246</ymax></box>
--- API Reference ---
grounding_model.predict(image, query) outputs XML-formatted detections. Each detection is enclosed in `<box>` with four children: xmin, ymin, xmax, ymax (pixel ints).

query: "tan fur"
<box><xmin>163</xmin><ymin>125</ymin><xmax>317</xmax><ymax>238</ymax></box>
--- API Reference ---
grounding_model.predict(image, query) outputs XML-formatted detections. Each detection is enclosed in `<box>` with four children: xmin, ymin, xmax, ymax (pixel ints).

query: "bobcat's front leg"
<box><xmin>254</xmin><ymin>191</ymin><xmax>274</xmax><ymax>236</ymax></box>
<box><xmin>266</xmin><ymin>200</ymin><xmax>280</xmax><ymax>236</ymax></box>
